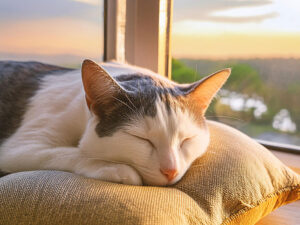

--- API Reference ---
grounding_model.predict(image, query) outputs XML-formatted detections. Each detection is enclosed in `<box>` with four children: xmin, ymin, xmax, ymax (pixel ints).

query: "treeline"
<box><xmin>172</xmin><ymin>58</ymin><xmax>300</xmax><ymax>134</ymax></box>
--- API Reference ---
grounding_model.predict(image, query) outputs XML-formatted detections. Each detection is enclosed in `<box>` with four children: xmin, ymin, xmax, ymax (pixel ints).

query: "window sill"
<box><xmin>257</xmin><ymin>139</ymin><xmax>300</xmax><ymax>155</ymax></box>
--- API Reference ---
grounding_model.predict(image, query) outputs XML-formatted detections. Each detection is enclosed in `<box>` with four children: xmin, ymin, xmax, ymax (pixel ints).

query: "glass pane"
<box><xmin>0</xmin><ymin>0</ymin><xmax>104</xmax><ymax>68</ymax></box>
<box><xmin>172</xmin><ymin>0</ymin><xmax>300</xmax><ymax>146</ymax></box>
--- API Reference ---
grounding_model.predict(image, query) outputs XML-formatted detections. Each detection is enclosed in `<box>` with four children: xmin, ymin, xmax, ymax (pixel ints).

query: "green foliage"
<box><xmin>171</xmin><ymin>58</ymin><xmax>300</xmax><ymax>136</ymax></box>
<box><xmin>224</xmin><ymin>63</ymin><xmax>264</xmax><ymax>95</ymax></box>
<box><xmin>171</xmin><ymin>59</ymin><xmax>202</xmax><ymax>83</ymax></box>
<box><xmin>286</xmin><ymin>82</ymin><xmax>300</xmax><ymax>127</ymax></box>
<box><xmin>287</xmin><ymin>82</ymin><xmax>300</xmax><ymax>95</ymax></box>
<box><xmin>171</xmin><ymin>59</ymin><xmax>264</xmax><ymax>97</ymax></box>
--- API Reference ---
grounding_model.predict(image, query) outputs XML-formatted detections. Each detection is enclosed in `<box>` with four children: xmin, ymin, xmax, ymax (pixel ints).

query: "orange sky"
<box><xmin>2</xmin><ymin>20</ymin><xmax>300</xmax><ymax>60</ymax></box>
<box><xmin>0</xmin><ymin>18</ymin><xmax>102</xmax><ymax>57</ymax></box>
<box><xmin>171</xmin><ymin>0</ymin><xmax>300</xmax><ymax>59</ymax></box>
<box><xmin>172</xmin><ymin>33</ymin><xmax>300</xmax><ymax>59</ymax></box>
<box><xmin>1</xmin><ymin>0</ymin><xmax>300</xmax><ymax>61</ymax></box>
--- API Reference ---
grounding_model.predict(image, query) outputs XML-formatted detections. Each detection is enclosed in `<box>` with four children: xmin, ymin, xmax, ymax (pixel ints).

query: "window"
<box><xmin>0</xmin><ymin>0</ymin><xmax>104</xmax><ymax>68</ymax></box>
<box><xmin>1</xmin><ymin>0</ymin><xmax>299</xmax><ymax>152</ymax></box>
<box><xmin>172</xmin><ymin>0</ymin><xmax>300</xmax><ymax>149</ymax></box>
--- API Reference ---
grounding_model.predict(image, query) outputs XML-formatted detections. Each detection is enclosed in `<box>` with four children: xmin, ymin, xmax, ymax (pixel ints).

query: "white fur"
<box><xmin>0</xmin><ymin>63</ymin><xmax>210</xmax><ymax>186</ymax></box>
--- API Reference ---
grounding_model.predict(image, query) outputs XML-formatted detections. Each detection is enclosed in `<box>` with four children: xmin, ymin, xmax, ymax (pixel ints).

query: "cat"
<box><xmin>0</xmin><ymin>60</ymin><xmax>230</xmax><ymax>186</ymax></box>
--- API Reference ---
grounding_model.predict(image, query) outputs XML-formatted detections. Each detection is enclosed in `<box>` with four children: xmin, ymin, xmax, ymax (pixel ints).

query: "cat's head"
<box><xmin>79</xmin><ymin>60</ymin><xmax>230</xmax><ymax>186</ymax></box>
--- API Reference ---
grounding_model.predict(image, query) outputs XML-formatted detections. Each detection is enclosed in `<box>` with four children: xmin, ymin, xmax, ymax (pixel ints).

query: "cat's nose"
<box><xmin>160</xmin><ymin>169</ymin><xmax>178</xmax><ymax>181</ymax></box>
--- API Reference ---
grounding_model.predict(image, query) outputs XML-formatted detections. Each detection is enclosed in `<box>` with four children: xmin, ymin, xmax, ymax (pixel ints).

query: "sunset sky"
<box><xmin>0</xmin><ymin>0</ymin><xmax>103</xmax><ymax>64</ymax></box>
<box><xmin>0</xmin><ymin>0</ymin><xmax>300</xmax><ymax>63</ymax></box>
<box><xmin>172</xmin><ymin>0</ymin><xmax>300</xmax><ymax>59</ymax></box>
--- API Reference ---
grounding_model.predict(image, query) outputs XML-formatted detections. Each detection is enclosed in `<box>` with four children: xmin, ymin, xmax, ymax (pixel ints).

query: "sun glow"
<box><xmin>0</xmin><ymin>18</ymin><xmax>102</xmax><ymax>56</ymax></box>
<box><xmin>172</xmin><ymin>33</ymin><xmax>300</xmax><ymax>59</ymax></box>
<box><xmin>1</xmin><ymin>0</ymin><xmax>300</xmax><ymax>61</ymax></box>
<box><xmin>172</xmin><ymin>0</ymin><xmax>300</xmax><ymax>59</ymax></box>
<box><xmin>73</xmin><ymin>0</ymin><xmax>99</xmax><ymax>6</ymax></box>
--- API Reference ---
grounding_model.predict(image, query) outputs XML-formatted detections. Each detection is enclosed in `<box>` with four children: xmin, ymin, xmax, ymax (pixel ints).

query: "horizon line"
<box><xmin>1</xmin><ymin>52</ymin><xmax>300</xmax><ymax>62</ymax></box>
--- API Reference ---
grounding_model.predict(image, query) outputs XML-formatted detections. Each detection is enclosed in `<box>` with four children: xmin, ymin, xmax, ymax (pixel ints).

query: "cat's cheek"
<box><xmin>185</xmin><ymin>135</ymin><xmax>209</xmax><ymax>160</ymax></box>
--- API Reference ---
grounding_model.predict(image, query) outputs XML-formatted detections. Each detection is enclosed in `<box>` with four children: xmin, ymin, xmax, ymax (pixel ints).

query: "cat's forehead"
<box><xmin>116</xmin><ymin>73</ymin><xmax>180</xmax><ymax>95</ymax></box>
<box><xmin>95</xmin><ymin>73</ymin><xmax>187</xmax><ymax>137</ymax></box>
<box><xmin>115</xmin><ymin>73</ymin><xmax>186</xmax><ymax>109</ymax></box>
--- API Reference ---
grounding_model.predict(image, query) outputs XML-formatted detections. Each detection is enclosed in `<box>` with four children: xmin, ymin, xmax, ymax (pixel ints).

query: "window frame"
<box><xmin>103</xmin><ymin>0</ymin><xmax>172</xmax><ymax>78</ymax></box>
<box><xmin>103</xmin><ymin>0</ymin><xmax>300</xmax><ymax>155</ymax></box>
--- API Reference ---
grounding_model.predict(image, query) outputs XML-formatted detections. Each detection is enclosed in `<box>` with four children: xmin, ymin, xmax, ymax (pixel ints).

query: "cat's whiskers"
<box><xmin>112</xmin><ymin>94</ymin><xmax>144</xmax><ymax>119</ymax></box>
<box><xmin>206</xmin><ymin>115</ymin><xmax>245</xmax><ymax>122</ymax></box>
<box><xmin>123</xmin><ymin>92</ymin><xmax>138</xmax><ymax>111</ymax></box>
<box><xmin>111</xmin><ymin>96</ymin><xmax>137</xmax><ymax>114</ymax></box>
<box><xmin>137</xmin><ymin>81</ymin><xmax>145</xmax><ymax>115</ymax></box>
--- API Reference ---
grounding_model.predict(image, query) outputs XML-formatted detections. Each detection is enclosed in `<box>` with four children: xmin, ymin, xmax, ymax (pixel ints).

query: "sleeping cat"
<box><xmin>0</xmin><ymin>60</ymin><xmax>230</xmax><ymax>186</ymax></box>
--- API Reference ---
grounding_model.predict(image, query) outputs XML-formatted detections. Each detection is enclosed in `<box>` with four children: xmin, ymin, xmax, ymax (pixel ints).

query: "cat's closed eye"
<box><xmin>125</xmin><ymin>131</ymin><xmax>156</xmax><ymax>149</ymax></box>
<box><xmin>180</xmin><ymin>135</ymin><xmax>197</xmax><ymax>148</ymax></box>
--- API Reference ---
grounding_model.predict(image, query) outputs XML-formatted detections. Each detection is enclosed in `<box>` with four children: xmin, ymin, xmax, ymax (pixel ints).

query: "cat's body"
<box><xmin>0</xmin><ymin>60</ymin><xmax>230</xmax><ymax>186</ymax></box>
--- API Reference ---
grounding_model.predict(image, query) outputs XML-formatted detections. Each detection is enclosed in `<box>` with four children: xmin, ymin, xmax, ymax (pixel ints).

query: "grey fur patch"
<box><xmin>0</xmin><ymin>61</ymin><xmax>192</xmax><ymax>142</ymax></box>
<box><xmin>0</xmin><ymin>61</ymin><xmax>73</xmax><ymax>145</ymax></box>
<box><xmin>95</xmin><ymin>73</ymin><xmax>186</xmax><ymax>137</ymax></box>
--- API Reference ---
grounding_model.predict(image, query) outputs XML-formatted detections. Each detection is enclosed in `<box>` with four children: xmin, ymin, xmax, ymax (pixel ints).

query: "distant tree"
<box><xmin>172</xmin><ymin>58</ymin><xmax>300</xmax><ymax>135</ymax></box>
<box><xmin>171</xmin><ymin>59</ymin><xmax>202</xmax><ymax>83</ymax></box>
<box><xmin>172</xmin><ymin>60</ymin><xmax>264</xmax><ymax>96</ymax></box>
<box><xmin>224</xmin><ymin>63</ymin><xmax>264</xmax><ymax>96</ymax></box>
<box><xmin>286</xmin><ymin>82</ymin><xmax>300</xmax><ymax>130</ymax></box>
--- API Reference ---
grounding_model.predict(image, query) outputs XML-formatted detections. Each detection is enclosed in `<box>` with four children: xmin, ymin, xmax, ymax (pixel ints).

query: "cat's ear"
<box><xmin>81</xmin><ymin>59</ymin><xmax>123</xmax><ymax>112</ymax></box>
<box><xmin>184</xmin><ymin>68</ymin><xmax>231</xmax><ymax>115</ymax></box>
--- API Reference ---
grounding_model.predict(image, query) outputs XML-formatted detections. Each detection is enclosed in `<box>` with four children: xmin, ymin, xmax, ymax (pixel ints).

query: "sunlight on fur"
<box><xmin>0</xmin><ymin>60</ymin><xmax>230</xmax><ymax>186</ymax></box>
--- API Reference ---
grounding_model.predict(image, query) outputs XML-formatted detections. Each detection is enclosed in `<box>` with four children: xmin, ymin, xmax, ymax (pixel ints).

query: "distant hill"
<box><xmin>179</xmin><ymin>58</ymin><xmax>300</xmax><ymax>88</ymax></box>
<box><xmin>0</xmin><ymin>52</ymin><xmax>102</xmax><ymax>69</ymax></box>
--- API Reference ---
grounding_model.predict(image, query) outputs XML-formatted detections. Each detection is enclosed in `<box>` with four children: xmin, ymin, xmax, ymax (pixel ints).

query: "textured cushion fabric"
<box><xmin>0</xmin><ymin>121</ymin><xmax>299</xmax><ymax>225</ymax></box>
<box><xmin>0</xmin><ymin>171</ymin><xmax>204</xmax><ymax>225</ymax></box>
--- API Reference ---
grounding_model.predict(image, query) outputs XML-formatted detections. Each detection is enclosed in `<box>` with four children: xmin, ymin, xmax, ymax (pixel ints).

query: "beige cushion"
<box><xmin>0</xmin><ymin>121</ymin><xmax>299</xmax><ymax>225</ymax></box>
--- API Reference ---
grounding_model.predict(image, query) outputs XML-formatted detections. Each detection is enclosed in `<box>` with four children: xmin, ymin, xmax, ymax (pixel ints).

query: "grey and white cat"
<box><xmin>0</xmin><ymin>60</ymin><xmax>230</xmax><ymax>186</ymax></box>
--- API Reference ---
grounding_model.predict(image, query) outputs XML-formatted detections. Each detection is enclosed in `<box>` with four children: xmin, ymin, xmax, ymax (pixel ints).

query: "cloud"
<box><xmin>73</xmin><ymin>0</ymin><xmax>99</xmax><ymax>5</ymax></box>
<box><xmin>201</xmin><ymin>12</ymin><xmax>278</xmax><ymax>23</ymax></box>
<box><xmin>0</xmin><ymin>0</ymin><xmax>103</xmax><ymax>23</ymax></box>
<box><xmin>173</xmin><ymin>0</ymin><xmax>275</xmax><ymax>23</ymax></box>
